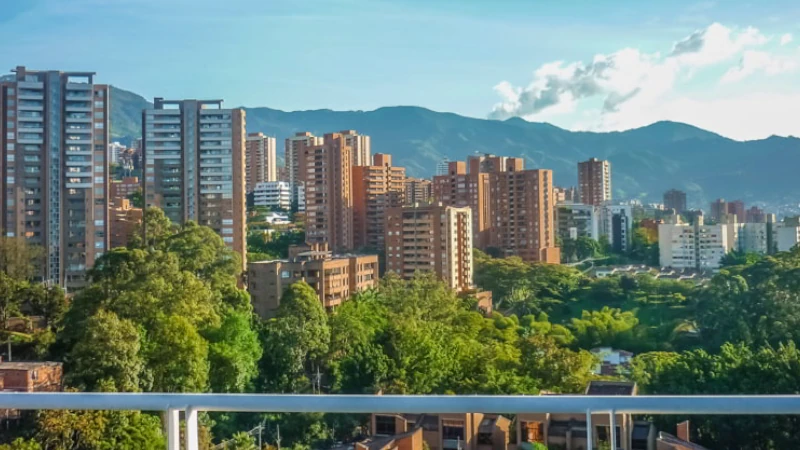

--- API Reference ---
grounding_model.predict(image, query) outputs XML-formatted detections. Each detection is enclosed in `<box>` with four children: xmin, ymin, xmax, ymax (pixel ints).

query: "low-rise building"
<box><xmin>109</xmin><ymin>198</ymin><xmax>143</xmax><ymax>249</ymax></box>
<box><xmin>253</xmin><ymin>181</ymin><xmax>292</xmax><ymax>211</ymax></box>
<box><xmin>0</xmin><ymin>361</ymin><xmax>63</xmax><ymax>421</ymax></box>
<box><xmin>371</xmin><ymin>413</ymin><xmax>511</xmax><ymax>450</ymax></box>
<box><xmin>247</xmin><ymin>243</ymin><xmax>378</xmax><ymax>318</ymax></box>
<box><xmin>516</xmin><ymin>381</ymin><xmax>638</xmax><ymax>450</ymax></box>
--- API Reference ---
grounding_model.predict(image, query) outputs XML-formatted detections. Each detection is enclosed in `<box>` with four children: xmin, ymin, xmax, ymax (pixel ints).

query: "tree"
<box><xmin>66</xmin><ymin>309</ymin><xmax>144</xmax><ymax>392</ymax></box>
<box><xmin>127</xmin><ymin>189</ymin><xmax>144</xmax><ymax>208</ymax></box>
<box><xmin>259</xmin><ymin>282</ymin><xmax>331</xmax><ymax>393</ymax></box>
<box><xmin>0</xmin><ymin>237</ymin><xmax>43</xmax><ymax>280</ymax></box>
<box><xmin>720</xmin><ymin>250</ymin><xmax>762</xmax><ymax>267</ymax></box>
<box><xmin>35</xmin><ymin>407</ymin><xmax>165</xmax><ymax>450</ymax></box>
<box><xmin>632</xmin><ymin>343</ymin><xmax>800</xmax><ymax>449</ymax></box>
<box><xmin>0</xmin><ymin>439</ymin><xmax>41</xmax><ymax>450</ymax></box>
<box><xmin>519</xmin><ymin>334</ymin><xmax>595</xmax><ymax>393</ymax></box>
<box><xmin>629</xmin><ymin>227</ymin><xmax>659</xmax><ymax>265</ymax></box>
<box><xmin>147</xmin><ymin>315</ymin><xmax>209</xmax><ymax>393</ymax></box>
<box><xmin>570</xmin><ymin>307</ymin><xmax>639</xmax><ymax>349</ymax></box>
<box><xmin>206</xmin><ymin>309</ymin><xmax>262</xmax><ymax>393</ymax></box>
<box><xmin>228</xmin><ymin>432</ymin><xmax>257</xmax><ymax>450</ymax></box>
<box><xmin>575</xmin><ymin>236</ymin><xmax>601</xmax><ymax>261</ymax></box>
<box><xmin>128</xmin><ymin>207</ymin><xmax>176</xmax><ymax>249</ymax></box>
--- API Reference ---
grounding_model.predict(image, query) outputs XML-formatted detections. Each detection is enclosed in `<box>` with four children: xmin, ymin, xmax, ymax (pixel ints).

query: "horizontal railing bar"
<box><xmin>3</xmin><ymin>393</ymin><xmax>800</xmax><ymax>415</ymax></box>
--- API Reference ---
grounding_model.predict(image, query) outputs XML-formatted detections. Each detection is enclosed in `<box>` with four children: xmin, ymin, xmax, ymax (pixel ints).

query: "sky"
<box><xmin>1</xmin><ymin>0</ymin><xmax>800</xmax><ymax>140</ymax></box>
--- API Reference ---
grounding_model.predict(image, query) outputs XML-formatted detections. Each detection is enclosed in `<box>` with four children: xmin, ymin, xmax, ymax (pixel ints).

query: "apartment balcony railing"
<box><xmin>2</xmin><ymin>393</ymin><xmax>800</xmax><ymax>450</ymax></box>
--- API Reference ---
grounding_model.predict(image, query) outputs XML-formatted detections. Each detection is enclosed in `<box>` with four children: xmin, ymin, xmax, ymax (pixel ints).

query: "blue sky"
<box><xmin>2</xmin><ymin>0</ymin><xmax>799</xmax><ymax>139</ymax></box>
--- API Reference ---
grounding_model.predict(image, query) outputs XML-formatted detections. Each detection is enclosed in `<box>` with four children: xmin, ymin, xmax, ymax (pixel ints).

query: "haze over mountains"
<box><xmin>110</xmin><ymin>86</ymin><xmax>800</xmax><ymax>210</ymax></box>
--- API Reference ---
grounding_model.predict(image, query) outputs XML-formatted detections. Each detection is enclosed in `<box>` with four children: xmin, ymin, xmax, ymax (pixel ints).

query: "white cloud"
<box><xmin>721</xmin><ymin>50</ymin><xmax>799</xmax><ymax>83</ymax></box>
<box><xmin>780</xmin><ymin>33</ymin><xmax>793</xmax><ymax>45</ymax></box>
<box><xmin>489</xmin><ymin>22</ymin><xmax>800</xmax><ymax>139</ymax></box>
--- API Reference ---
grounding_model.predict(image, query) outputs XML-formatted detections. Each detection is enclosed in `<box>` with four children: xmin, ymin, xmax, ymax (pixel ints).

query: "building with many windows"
<box><xmin>247</xmin><ymin>243</ymin><xmax>378</xmax><ymax>318</ymax></box>
<box><xmin>284</xmin><ymin>131</ymin><xmax>322</xmax><ymax>205</ymax></box>
<box><xmin>662</xmin><ymin>189</ymin><xmax>687</xmax><ymax>214</ymax></box>
<box><xmin>556</xmin><ymin>203</ymin><xmax>599</xmax><ymax>241</ymax></box>
<box><xmin>578</xmin><ymin>158</ymin><xmax>611</xmax><ymax>206</ymax></box>
<box><xmin>245</xmin><ymin>132</ymin><xmax>276</xmax><ymax>193</ymax></box>
<box><xmin>252</xmin><ymin>181</ymin><xmax>292</xmax><ymax>210</ymax></box>
<box><xmin>658</xmin><ymin>216</ymin><xmax>734</xmax><ymax>270</ymax></box>
<box><xmin>142</xmin><ymin>98</ymin><xmax>246</xmax><ymax>267</ymax></box>
<box><xmin>339</xmin><ymin>129</ymin><xmax>371</xmax><ymax>167</ymax></box>
<box><xmin>385</xmin><ymin>203</ymin><xmax>474</xmax><ymax>292</ymax></box>
<box><xmin>300</xmin><ymin>132</ymin><xmax>354</xmax><ymax>251</ymax></box>
<box><xmin>404</xmin><ymin>177</ymin><xmax>433</xmax><ymax>205</ymax></box>
<box><xmin>0</xmin><ymin>66</ymin><xmax>109</xmax><ymax>291</ymax></box>
<box><xmin>352</xmin><ymin>153</ymin><xmax>406</xmax><ymax>250</ymax></box>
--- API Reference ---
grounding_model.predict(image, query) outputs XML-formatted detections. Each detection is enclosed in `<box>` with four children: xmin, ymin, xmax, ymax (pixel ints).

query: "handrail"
<box><xmin>3</xmin><ymin>392</ymin><xmax>800</xmax><ymax>414</ymax></box>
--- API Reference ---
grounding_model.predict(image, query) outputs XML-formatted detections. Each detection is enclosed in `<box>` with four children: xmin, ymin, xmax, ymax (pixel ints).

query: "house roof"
<box><xmin>0</xmin><ymin>361</ymin><xmax>62</xmax><ymax>371</ymax></box>
<box><xmin>657</xmin><ymin>432</ymin><xmax>710</xmax><ymax>450</ymax></box>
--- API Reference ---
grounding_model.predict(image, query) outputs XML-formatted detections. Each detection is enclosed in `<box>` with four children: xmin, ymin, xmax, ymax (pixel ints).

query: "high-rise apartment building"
<box><xmin>0</xmin><ymin>66</ymin><xmax>110</xmax><ymax>291</ymax></box>
<box><xmin>663</xmin><ymin>189</ymin><xmax>687</xmax><ymax>214</ymax></box>
<box><xmin>487</xmin><ymin>168</ymin><xmax>560</xmax><ymax>263</ymax></box>
<box><xmin>554</xmin><ymin>186</ymin><xmax>578</xmax><ymax>204</ymax></box>
<box><xmin>710</xmin><ymin>199</ymin><xmax>728</xmax><ymax>223</ymax></box>
<box><xmin>404</xmin><ymin>177</ymin><xmax>433</xmax><ymax>205</ymax></box>
<box><xmin>108</xmin><ymin>141</ymin><xmax>125</xmax><ymax>166</ymax></box>
<box><xmin>433</xmin><ymin>155</ymin><xmax>559</xmax><ymax>263</ymax></box>
<box><xmin>599</xmin><ymin>204</ymin><xmax>633</xmax><ymax>253</ymax></box>
<box><xmin>142</xmin><ymin>98</ymin><xmax>246</xmax><ymax>267</ymax></box>
<box><xmin>577</xmin><ymin>158</ymin><xmax>611</xmax><ymax>206</ymax></box>
<box><xmin>300</xmin><ymin>132</ymin><xmax>354</xmax><ymax>251</ymax></box>
<box><xmin>745</xmin><ymin>206</ymin><xmax>767</xmax><ymax>223</ymax></box>
<box><xmin>436</xmin><ymin>159</ymin><xmax>450</xmax><ymax>176</ymax></box>
<box><xmin>245</xmin><ymin>132</ymin><xmax>276</xmax><ymax>193</ymax></box>
<box><xmin>285</xmin><ymin>132</ymin><xmax>322</xmax><ymax>204</ymax></box>
<box><xmin>339</xmin><ymin>130</ymin><xmax>371</xmax><ymax>167</ymax></box>
<box><xmin>385</xmin><ymin>203</ymin><xmax>474</xmax><ymax>292</ymax></box>
<box><xmin>727</xmin><ymin>200</ymin><xmax>746</xmax><ymax>223</ymax></box>
<box><xmin>352</xmin><ymin>153</ymin><xmax>405</xmax><ymax>249</ymax></box>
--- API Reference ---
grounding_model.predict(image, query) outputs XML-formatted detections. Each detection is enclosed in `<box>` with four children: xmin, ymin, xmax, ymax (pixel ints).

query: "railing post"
<box><xmin>585</xmin><ymin>409</ymin><xmax>592</xmax><ymax>450</ymax></box>
<box><xmin>609</xmin><ymin>409</ymin><xmax>617</xmax><ymax>450</ymax></box>
<box><xmin>166</xmin><ymin>409</ymin><xmax>180</xmax><ymax>450</ymax></box>
<box><xmin>185</xmin><ymin>408</ymin><xmax>199</xmax><ymax>450</ymax></box>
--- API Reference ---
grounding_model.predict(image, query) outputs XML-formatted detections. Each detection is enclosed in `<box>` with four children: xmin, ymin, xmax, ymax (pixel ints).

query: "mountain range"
<box><xmin>109</xmin><ymin>86</ymin><xmax>800</xmax><ymax>210</ymax></box>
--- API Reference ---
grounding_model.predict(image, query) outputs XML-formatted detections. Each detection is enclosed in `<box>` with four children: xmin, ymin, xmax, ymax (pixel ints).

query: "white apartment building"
<box><xmin>775</xmin><ymin>222</ymin><xmax>800</xmax><ymax>252</ymax></box>
<box><xmin>556</xmin><ymin>203</ymin><xmax>599</xmax><ymax>241</ymax></box>
<box><xmin>734</xmin><ymin>222</ymin><xmax>771</xmax><ymax>254</ymax></box>
<box><xmin>253</xmin><ymin>181</ymin><xmax>291</xmax><ymax>210</ymax></box>
<box><xmin>108</xmin><ymin>141</ymin><xmax>126</xmax><ymax>165</ymax></box>
<box><xmin>659</xmin><ymin>218</ymin><xmax>734</xmax><ymax>270</ymax></box>
<box><xmin>599</xmin><ymin>203</ymin><xmax>632</xmax><ymax>253</ymax></box>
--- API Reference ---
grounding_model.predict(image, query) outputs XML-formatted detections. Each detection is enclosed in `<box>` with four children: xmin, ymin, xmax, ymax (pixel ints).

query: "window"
<box><xmin>374</xmin><ymin>415</ymin><xmax>396</xmax><ymax>436</ymax></box>
<box><xmin>94</xmin><ymin>101</ymin><xmax>104</xmax><ymax>108</ymax></box>
<box><xmin>6</xmin><ymin>132</ymin><xmax>14</xmax><ymax>139</ymax></box>
<box><xmin>94</xmin><ymin>122</ymin><xmax>104</xmax><ymax>129</ymax></box>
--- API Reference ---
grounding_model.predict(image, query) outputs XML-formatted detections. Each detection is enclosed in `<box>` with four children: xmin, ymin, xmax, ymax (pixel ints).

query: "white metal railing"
<box><xmin>3</xmin><ymin>393</ymin><xmax>800</xmax><ymax>450</ymax></box>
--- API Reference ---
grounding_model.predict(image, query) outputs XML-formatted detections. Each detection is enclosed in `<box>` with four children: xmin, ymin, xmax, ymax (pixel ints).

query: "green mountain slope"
<box><xmin>110</xmin><ymin>88</ymin><xmax>800</xmax><ymax>208</ymax></box>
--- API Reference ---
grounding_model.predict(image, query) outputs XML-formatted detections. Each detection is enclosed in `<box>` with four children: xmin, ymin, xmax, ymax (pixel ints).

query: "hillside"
<box><xmin>110</xmin><ymin>88</ymin><xmax>800</xmax><ymax>208</ymax></box>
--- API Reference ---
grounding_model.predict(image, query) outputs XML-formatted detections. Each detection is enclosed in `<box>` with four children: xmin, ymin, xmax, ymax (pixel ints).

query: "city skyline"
<box><xmin>2</xmin><ymin>0</ymin><xmax>800</xmax><ymax>141</ymax></box>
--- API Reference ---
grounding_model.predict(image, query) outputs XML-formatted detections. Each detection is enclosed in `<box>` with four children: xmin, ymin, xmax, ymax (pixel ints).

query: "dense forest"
<box><xmin>2</xmin><ymin>211</ymin><xmax>800</xmax><ymax>449</ymax></box>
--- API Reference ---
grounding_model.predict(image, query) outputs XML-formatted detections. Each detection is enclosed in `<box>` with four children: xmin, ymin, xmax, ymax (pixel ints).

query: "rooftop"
<box><xmin>585</xmin><ymin>381</ymin><xmax>637</xmax><ymax>396</ymax></box>
<box><xmin>0</xmin><ymin>361</ymin><xmax>62</xmax><ymax>371</ymax></box>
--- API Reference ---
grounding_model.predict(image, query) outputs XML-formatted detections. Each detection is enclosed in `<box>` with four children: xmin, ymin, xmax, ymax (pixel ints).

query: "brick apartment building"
<box><xmin>245</xmin><ymin>132</ymin><xmax>277</xmax><ymax>193</ymax></box>
<box><xmin>247</xmin><ymin>243</ymin><xmax>378</xmax><ymax>318</ymax></box>
<box><xmin>300</xmin><ymin>132</ymin><xmax>355</xmax><ymax>251</ymax></box>
<box><xmin>577</xmin><ymin>158</ymin><xmax>611</xmax><ymax>206</ymax></box>
<box><xmin>404</xmin><ymin>177</ymin><xmax>433</xmax><ymax>205</ymax></box>
<box><xmin>109</xmin><ymin>176</ymin><xmax>141</xmax><ymax>205</ymax></box>
<box><xmin>0</xmin><ymin>361</ymin><xmax>63</xmax><ymax>421</ymax></box>
<box><xmin>109</xmin><ymin>198</ymin><xmax>143</xmax><ymax>249</ymax></box>
<box><xmin>385</xmin><ymin>203</ymin><xmax>474</xmax><ymax>292</ymax></box>
<box><xmin>353</xmin><ymin>153</ymin><xmax>406</xmax><ymax>250</ymax></box>
<box><xmin>433</xmin><ymin>155</ymin><xmax>559</xmax><ymax>263</ymax></box>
